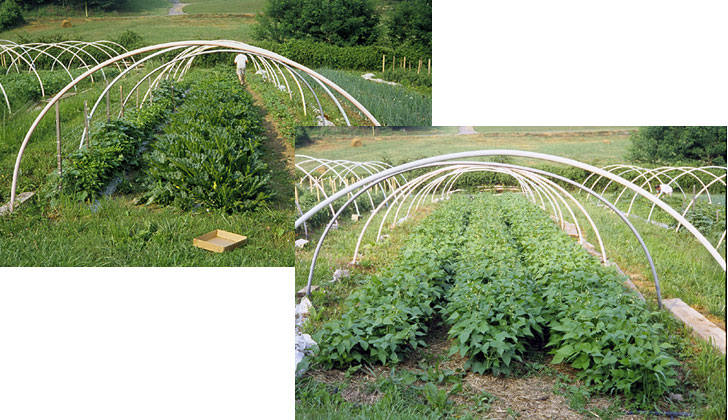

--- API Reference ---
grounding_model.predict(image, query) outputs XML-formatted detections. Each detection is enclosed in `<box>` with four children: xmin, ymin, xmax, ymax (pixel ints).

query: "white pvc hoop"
<box><xmin>9</xmin><ymin>39</ymin><xmax>381</xmax><ymax>211</ymax></box>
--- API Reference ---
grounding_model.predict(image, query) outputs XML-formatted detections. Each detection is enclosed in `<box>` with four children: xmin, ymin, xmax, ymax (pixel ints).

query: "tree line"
<box><xmin>255</xmin><ymin>0</ymin><xmax>432</xmax><ymax>49</ymax></box>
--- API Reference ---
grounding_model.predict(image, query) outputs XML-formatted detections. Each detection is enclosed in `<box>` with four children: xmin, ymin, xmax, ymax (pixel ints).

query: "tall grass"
<box><xmin>314</xmin><ymin>68</ymin><xmax>431</xmax><ymax>126</ymax></box>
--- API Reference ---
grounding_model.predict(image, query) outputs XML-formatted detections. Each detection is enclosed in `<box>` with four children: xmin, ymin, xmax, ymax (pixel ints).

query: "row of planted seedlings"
<box><xmin>49</xmin><ymin>68</ymin><xmax>271</xmax><ymax>213</ymax></box>
<box><xmin>310</xmin><ymin>192</ymin><xmax>678</xmax><ymax>405</ymax></box>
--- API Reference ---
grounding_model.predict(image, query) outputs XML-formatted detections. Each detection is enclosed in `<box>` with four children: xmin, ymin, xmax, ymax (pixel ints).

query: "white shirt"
<box><xmin>234</xmin><ymin>54</ymin><xmax>248</xmax><ymax>69</ymax></box>
<box><xmin>658</xmin><ymin>184</ymin><xmax>673</xmax><ymax>195</ymax></box>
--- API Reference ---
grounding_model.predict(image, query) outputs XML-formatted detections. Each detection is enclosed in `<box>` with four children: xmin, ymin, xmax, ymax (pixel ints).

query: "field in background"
<box><xmin>182</xmin><ymin>0</ymin><xmax>266</xmax><ymax>14</ymax></box>
<box><xmin>0</xmin><ymin>15</ymin><xmax>255</xmax><ymax>45</ymax></box>
<box><xmin>299</xmin><ymin>127</ymin><xmax>635</xmax><ymax>165</ymax></box>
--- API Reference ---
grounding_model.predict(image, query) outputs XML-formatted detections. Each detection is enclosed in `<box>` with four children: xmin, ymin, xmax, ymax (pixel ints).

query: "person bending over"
<box><xmin>235</xmin><ymin>53</ymin><xmax>248</xmax><ymax>86</ymax></box>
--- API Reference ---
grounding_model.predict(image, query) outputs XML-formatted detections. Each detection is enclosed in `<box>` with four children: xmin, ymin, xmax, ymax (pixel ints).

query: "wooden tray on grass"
<box><xmin>193</xmin><ymin>229</ymin><xmax>248</xmax><ymax>253</ymax></box>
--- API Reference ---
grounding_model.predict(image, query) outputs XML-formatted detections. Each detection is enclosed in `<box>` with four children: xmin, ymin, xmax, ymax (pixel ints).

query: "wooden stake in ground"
<box><xmin>428</xmin><ymin>58</ymin><xmax>431</xmax><ymax>75</ymax></box>
<box><xmin>105</xmin><ymin>88</ymin><xmax>110</xmax><ymax>122</ymax></box>
<box><xmin>119</xmin><ymin>85</ymin><xmax>124</xmax><ymax>118</ymax></box>
<box><xmin>55</xmin><ymin>102</ymin><xmax>62</xmax><ymax>189</ymax></box>
<box><xmin>418</xmin><ymin>59</ymin><xmax>422</xmax><ymax>74</ymax></box>
<box><xmin>392</xmin><ymin>55</ymin><xmax>395</xmax><ymax>71</ymax></box>
<box><xmin>382</xmin><ymin>55</ymin><xmax>385</xmax><ymax>73</ymax></box>
<box><xmin>402</xmin><ymin>56</ymin><xmax>406</xmax><ymax>70</ymax></box>
<box><xmin>83</xmin><ymin>100</ymin><xmax>90</xmax><ymax>148</ymax></box>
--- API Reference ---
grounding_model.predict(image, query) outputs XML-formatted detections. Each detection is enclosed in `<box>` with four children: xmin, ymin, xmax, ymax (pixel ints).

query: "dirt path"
<box><xmin>169</xmin><ymin>0</ymin><xmax>187</xmax><ymax>15</ymax></box>
<box><xmin>245</xmin><ymin>84</ymin><xmax>295</xmax><ymax>210</ymax></box>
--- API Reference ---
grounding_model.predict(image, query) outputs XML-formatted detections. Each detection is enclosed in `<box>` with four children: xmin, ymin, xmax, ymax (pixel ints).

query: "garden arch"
<box><xmin>9</xmin><ymin>40</ymin><xmax>381</xmax><ymax>211</ymax></box>
<box><xmin>298</xmin><ymin>159</ymin><xmax>664</xmax><ymax>308</ymax></box>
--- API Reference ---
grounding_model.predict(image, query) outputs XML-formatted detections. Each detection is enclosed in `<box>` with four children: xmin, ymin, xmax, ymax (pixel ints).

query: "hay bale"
<box><xmin>61</xmin><ymin>19</ymin><xmax>72</xmax><ymax>28</ymax></box>
<box><xmin>351</xmin><ymin>138</ymin><xmax>363</xmax><ymax>147</ymax></box>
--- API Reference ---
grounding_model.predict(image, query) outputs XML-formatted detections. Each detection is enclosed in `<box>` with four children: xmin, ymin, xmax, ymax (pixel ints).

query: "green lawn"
<box><xmin>182</xmin><ymin>0</ymin><xmax>267</xmax><ymax>14</ymax></box>
<box><xmin>298</xmin><ymin>128</ymin><xmax>633</xmax><ymax>166</ymax></box>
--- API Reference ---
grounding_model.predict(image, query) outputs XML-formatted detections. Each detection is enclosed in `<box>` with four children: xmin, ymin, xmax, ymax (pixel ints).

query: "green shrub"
<box><xmin>254</xmin><ymin>39</ymin><xmax>430</xmax><ymax>72</ymax></box>
<box><xmin>115</xmin><ymin>30</ymin><xmax>144</xmax><ymax>51</ymax></box>
<box><xmin>295</xmin><ymin>127</ymin><xmax>311</xmax><ymax>147</ymax></box>
<box><xmin>0</xmin><ymin>0</ymin><xmax>25</xmax><ymax>31</ymax></box>
<box><xmin>255</xmin><ymin>0</ymin><xmax>379</xmax><ymax>47</ymax></box>
<box><xmin>386</xmin><ymin>0</ymin><xmax>431</xmax><ymax>49</ymax></box>
<box><xmin>628</xmin><ymin>126</ymin><xmax>727</xmax><ymax>166</ymax></box>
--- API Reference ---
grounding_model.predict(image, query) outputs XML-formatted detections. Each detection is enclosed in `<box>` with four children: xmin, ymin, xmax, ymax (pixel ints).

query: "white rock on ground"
<box><xmin>295</xmin><ymin>297</ymin><xmax>317</xmax><ymax>374</ymax></box>
<box><xmin>331</xmin><ymin>269</ymin><xmax>350</xmax><ymax>283</ymax></box>
<box><xmin>361</xmin><ymin>73</ymin><xmax>399</xmax><ymax>86</ymax></box>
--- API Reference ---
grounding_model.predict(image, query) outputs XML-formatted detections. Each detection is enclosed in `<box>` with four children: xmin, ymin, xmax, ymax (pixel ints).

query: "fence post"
<box><xmin>55</xmin><ymin>101</ymin><xmax>62</xmax><ymax>190</ymax></box>
<box><xmin>402</xmin><ymin>56</ymin><xmax>406</xmax><ymax>69</ymax></box>
<box><xmin>418</xmin><ymin>59</ymin><xmax>422</xmax><ymax>74</ymax></box>
<box><xmin>392</xmin><ymin>55</ymin><xmax>395</xmax><ymax>71</ymax></box>
<box><xmin>382</xmin><ymin>55</ymin><xmax>385</xmax><ymax>73</ymax></box>
<box><xmin>428</xmin><ymin>58</ymin><xmax>431</xmax><ymax>75</ymax></box>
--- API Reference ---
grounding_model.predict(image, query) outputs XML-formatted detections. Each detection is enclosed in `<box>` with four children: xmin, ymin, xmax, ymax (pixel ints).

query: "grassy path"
<box><xmin>245</xmin><ymin>83</ymin><xmax>295</xmax><ymax>210</ymax></box>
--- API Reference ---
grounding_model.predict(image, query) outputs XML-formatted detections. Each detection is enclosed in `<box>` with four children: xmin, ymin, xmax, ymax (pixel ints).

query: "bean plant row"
<box><xmin>313</xmin><ymin>193</ymin><xmax>678</xmax><ymax>402</ymax></box>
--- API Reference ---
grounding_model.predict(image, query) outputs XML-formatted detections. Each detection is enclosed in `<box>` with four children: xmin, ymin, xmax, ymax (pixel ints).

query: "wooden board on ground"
<box><xmin>663</xmin><ymin>298</ymin><xmax>726</xmax><ymax>354</ymax></box>
<box><xmin>0</xmin><ymin>192</ymin><xmax>35</xmax><ymax>216</ymax></box>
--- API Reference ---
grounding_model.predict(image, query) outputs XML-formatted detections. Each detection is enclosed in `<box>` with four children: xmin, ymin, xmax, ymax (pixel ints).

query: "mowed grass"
<box><xmin>298</xmin><ymin>129</ymin><xmax>633</xmax><ymax>166</ymax></box>
<box><xmin>1</xmin><ymin>15</ymin><xmax>255</xmax><ymax>46</ymax></box>
<box><xmin>0</xmin><ymin>196</ymin><xmax>293</xmax><ymax>266</ymax></box>
<box><xmin>182</xmin><ymin>0</ymin><xmax>266</xmax><ymax>14</ymax></box>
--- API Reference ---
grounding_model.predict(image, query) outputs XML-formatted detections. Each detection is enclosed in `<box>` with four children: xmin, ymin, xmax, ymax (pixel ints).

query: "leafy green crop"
<box><xmin>143</xmin><ymin>72</ymin><xmax>271</xmax><ymax>212</ymax></box>
<box><xmin>315</xmin><ymin>193</ymin><xmax>679</xmax><ymax>402</ymax></box>
<box><xmin>61</xmin><ymin>80</ymin><xmax>183</xmax><ymax>200</ymax></box>
<box><xmin>313</xmin><ymin>202</ymin><xmax>470</xmax><ymax>367</ymax></box>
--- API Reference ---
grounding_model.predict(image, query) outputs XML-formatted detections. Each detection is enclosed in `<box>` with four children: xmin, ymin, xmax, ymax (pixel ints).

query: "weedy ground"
<box><xmin>295</xmin><ymin>194</ymin><xmax>726</xmax><ymax>419</ymax></box>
